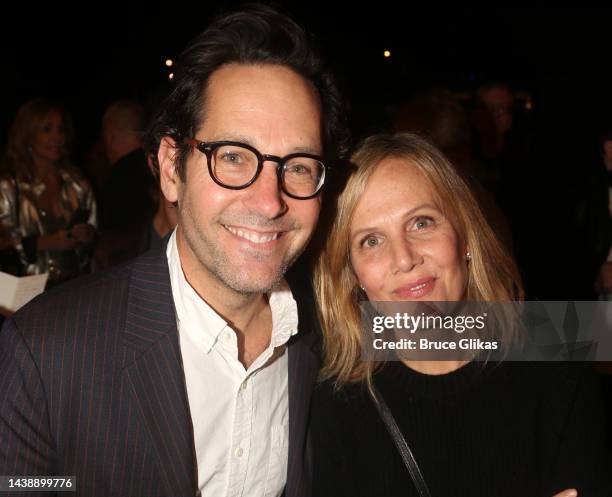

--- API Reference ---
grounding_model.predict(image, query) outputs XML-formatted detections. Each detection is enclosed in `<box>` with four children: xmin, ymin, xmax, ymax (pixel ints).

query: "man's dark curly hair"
<box><xmin>144</xmin><ymin>3</ymin><xmax>349</xmax><ymax>182</ymax></box>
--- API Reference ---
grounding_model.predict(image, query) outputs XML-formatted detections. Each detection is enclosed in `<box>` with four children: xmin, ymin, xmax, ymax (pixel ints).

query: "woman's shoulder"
<box><xmin>496</xmin><ymin>361</ymin><xmax>599</xmax><ymax>389</ymax></box>
<box><xmin>312</xmin><ymin>377</ymin><xmax>373</xmax><ymax>411</ymax></box>
<box><xmin>485</xmin><ymin>361</ymin><xmax>604</xmax><ymax>416</ymax></box>
<box><xmin>0</xmin><ymin>171</ymin><xmax>17</xmax><ymax>197</ymax></box>
<box><xmin>311</xmin><ymin>377</ymin><xmax>382</xmax><ymax>444</ymax></box>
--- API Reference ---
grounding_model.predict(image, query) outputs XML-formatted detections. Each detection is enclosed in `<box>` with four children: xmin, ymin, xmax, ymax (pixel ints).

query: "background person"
<box><xmin>0</xmin><ymin>99</ymin><xmax>96</xmax><ymax>286</ymax></box>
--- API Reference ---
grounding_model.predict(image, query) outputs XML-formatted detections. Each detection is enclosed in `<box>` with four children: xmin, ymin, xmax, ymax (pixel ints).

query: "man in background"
<box><xmin>95</xmin><ymin>99</ymin><xmax>156</xmax><ymax>267</ymax></box>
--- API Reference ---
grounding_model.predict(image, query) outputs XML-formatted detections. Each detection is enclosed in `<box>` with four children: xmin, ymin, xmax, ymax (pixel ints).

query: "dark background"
<box><xmin>3</xmin><ymin>7</ymin><xmax>612</xmax><ymax>148</ymax></box>
<box><xmin>2</xmin><ymin>5</ymin><xmax>612</xmax><ymax>299</ymax></box>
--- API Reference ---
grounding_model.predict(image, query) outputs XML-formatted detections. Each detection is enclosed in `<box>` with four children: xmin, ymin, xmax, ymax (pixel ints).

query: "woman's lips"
<box><xmin>392</xmin><ymin>277</ymin><xmax>436</xmax><ymax>299</ymax></box>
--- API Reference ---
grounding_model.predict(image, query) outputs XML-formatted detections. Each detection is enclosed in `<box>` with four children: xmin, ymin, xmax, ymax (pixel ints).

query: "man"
<box><xmin>0</xmin><ymin>5</ymin><xmax>348</xmax><ymax>497</ymax></box>
<box><xmin>470</xmin><ymin>83</ymin><xmax>516</xmax><ymax>195</ymax></box>
<box><xmin>95</xmin><ymin>100</ymin><xmax>157</xmax><ymax>268</ymax></box>
<box><xmin>477</xmin><ymin>83</ymin><xmax>515</xmax><ymax>151</ymax></box>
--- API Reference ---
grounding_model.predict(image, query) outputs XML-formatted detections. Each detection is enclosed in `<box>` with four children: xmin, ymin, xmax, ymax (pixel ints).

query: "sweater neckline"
<box><xmin>374</xmin><ymin>360</ymin><xmax>501</xmax><ymax>399</ymax></box>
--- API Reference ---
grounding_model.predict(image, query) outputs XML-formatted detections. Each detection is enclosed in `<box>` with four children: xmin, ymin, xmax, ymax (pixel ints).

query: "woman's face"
<box><xmin>349</xmin><ymin>157</ymin><xmax>468</xmax><ymax>302</ymax></box>
<box><xmin>30</xmin><ymin>110</ymin><xmax>65</xmax><ymax>164</ymax></box>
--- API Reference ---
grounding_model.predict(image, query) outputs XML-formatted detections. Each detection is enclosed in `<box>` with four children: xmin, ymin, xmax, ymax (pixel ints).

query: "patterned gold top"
<box><xmin>0</xmin><ymin>167</ymin><xmax>97</xmax><ymax>285</ymax></box>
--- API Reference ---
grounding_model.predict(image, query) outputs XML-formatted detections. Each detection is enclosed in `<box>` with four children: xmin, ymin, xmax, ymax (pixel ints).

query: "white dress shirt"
<box><xmin>167</xmin><ymin>229</ymin><xmax>298</xmax><ymax>496</ymax></box>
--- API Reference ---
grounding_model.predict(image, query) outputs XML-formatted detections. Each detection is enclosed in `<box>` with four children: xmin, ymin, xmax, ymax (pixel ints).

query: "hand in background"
<box><xmin>71</xmin><ymin>223</ymin><xmax>96</xmax><ymax>246</ymax></box>
<box><xmin>37</xmin><ymin>230</ymin><xmax>77</xmax><ymax>251</ymax></box>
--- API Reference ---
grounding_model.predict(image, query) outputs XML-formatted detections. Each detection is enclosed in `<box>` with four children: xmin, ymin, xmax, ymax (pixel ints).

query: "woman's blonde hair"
<box><xmin>314</xmin><ymin>132</ymin><xmax>524</xmax><ymax>388</ymax></box>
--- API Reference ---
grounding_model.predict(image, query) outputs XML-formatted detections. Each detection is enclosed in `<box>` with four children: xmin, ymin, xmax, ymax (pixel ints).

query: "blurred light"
<box><xmin>165</xmin><ymin>59</ymin><xmax>173</xmax><ymax>67</ymax></box>
<box><xmin>168</xmin><ymin>73</ymin><xmax>175</xmax><ymax>80</ymax></box>
<box><xmin>525</xmin><ymin>98</ymin><xmax>532</xmax><ymax>111</ymax></box>
<box><xmin>383</xmin><ymin>50</ymin><xmax>391</xmax><ymax>58</ymax></box>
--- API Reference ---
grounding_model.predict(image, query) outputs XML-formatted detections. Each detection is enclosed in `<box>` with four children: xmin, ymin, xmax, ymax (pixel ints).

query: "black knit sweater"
<box><xmin>311</xmin><ymin>362</ymin><xmax>611</xmax><ymax>497</ymax></box>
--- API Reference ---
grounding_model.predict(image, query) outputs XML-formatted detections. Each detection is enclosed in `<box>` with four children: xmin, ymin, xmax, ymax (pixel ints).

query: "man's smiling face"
<box><xmin>160</xmin><ymin>63</ymin><xmax>323</xmax><ymax>295</ymax></box>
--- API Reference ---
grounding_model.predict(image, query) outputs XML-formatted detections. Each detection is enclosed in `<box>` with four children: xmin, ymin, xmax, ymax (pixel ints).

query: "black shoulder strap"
<box><xmin>372</xmin><ymin>386</ymin><xmax>433</xmax><ymax>497</ymax></box>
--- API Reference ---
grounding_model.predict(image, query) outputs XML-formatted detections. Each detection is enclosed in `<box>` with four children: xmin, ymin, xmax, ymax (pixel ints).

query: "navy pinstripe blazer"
<box><xmin>0</xmin><ymin>247</ymin><xmax>320</xmax><ymax>497</ymax></box>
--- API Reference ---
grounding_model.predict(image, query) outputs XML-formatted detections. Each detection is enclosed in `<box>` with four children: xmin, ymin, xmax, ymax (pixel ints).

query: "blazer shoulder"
<box><xmin>10</xmin><ymin>260</ymin><xmax>135</xmax><ymax>337</ymax></box>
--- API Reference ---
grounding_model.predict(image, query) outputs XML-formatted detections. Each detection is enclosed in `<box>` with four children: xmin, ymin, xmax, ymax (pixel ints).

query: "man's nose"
<box><xmin>244</xmin><ymin>161</ymin><xmax>287</xmax><ymax>219</ymax></box>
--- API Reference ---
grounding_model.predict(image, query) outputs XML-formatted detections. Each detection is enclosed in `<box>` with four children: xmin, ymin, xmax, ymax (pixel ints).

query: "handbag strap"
<box><xmin>372</xmin><ymin>386</ymin><xmax>432</xmax><ymax>497</ymax></box>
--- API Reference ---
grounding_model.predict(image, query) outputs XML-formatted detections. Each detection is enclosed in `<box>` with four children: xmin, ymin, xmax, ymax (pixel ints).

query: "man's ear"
<box><xmin>158</xmin><ymin>136</ymin><xmax>180</xmax><ymax>203</ymax></box>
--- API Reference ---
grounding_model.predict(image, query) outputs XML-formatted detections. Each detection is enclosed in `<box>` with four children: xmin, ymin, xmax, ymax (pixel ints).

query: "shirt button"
<box><xmin>240</xmin><ymin>380</ymin><xmax>248</xmax><ymax>391</ymax></box>
<box><xmin>223</xmin><ymin>332</ymin><xmax>232</xmax><ymax>342</ymax></box>
<box><xmin>234</xmin><ymin>447</ymin><xmax>243</xmax><ymax>458</ymax></box>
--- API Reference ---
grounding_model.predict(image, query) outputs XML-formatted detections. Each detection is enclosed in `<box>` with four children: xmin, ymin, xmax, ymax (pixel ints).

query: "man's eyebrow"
<box><xmin>197</xmin><ymin>133</ymin><xmax>254</xmax><ymax>144</ymax></box>
<box><xmin>202</xmin><ymin>134</ymin><xmax>322</xmax><ymax>156</ymax></box>
<box><xmin>291</xmin><ymin>145</ymin><xmax>322</xmax><ymax>155</ymax></box>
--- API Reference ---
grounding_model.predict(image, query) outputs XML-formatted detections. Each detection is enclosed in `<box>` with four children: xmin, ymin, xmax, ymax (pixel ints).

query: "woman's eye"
<box><xmin>413</xmin><ymin>216</ymin><xmax>434</xmax><ymax>230</ymax></box>
<box><xmin>361</xmin><ymin>236</ymin><xmax>379</xmax><ymax>248</ymax></box>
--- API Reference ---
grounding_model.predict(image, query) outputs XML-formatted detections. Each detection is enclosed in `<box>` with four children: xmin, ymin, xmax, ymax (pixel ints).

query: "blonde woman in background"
<box><xmin>311</xmin><ymin>133</ymin><xmax>609</xmax><ymax>497</ymax></box>
<box><xmin>0</xmin><ymin>99</ymin><xmax>96</xmax><ymax>286</ymax></box>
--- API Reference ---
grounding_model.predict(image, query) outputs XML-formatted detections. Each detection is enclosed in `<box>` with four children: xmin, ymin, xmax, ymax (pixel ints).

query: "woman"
<box><xmin>311</xmin><ymin>133</ymin><xmax>609</xmax><ymax>497</ymax></box>
<box><xmin>0</xmin><ymin>99</ymin><xmax>96</xmax><ymax>287</ymax></box>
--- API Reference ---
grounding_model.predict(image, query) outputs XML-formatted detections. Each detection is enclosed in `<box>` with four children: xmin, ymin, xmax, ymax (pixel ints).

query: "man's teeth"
<box><xmin>224</xmin><ymin>225</ymin><xmax>279</xmax><ymax>243</ymax></box>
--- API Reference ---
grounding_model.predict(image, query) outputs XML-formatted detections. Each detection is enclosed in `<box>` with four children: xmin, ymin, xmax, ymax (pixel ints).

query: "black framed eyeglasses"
<box><xmin>185</xmin><ymin>139</ymin><xmax>327</xmax><ymax>199</ymax></box>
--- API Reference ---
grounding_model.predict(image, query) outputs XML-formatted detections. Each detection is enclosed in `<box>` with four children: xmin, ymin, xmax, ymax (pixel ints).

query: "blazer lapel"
<box><xmin>122</xmin><ymin>249</ymin><xmax>197</xmax><ymax>496</ymax></box>
<box><xmin>285</xmin><ymin>266</ymin><xmax>322</xmax><ymax>497</ymax></box>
